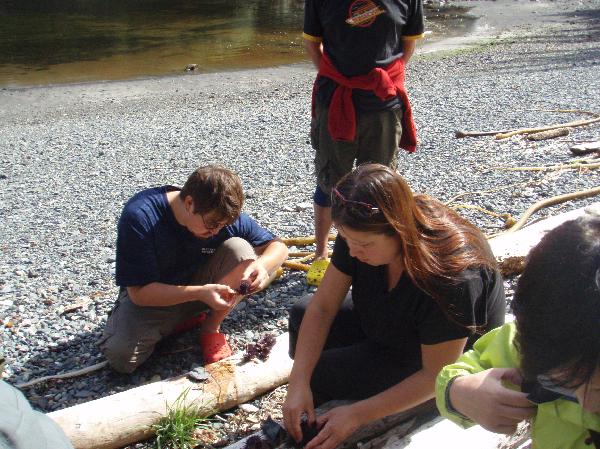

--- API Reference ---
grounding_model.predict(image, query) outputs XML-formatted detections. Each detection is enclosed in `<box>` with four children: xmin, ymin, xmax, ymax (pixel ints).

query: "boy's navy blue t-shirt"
<box><xmin>115</xmin><ymin>186</ymin><xmax>276</xmax><ymax>287</ymax></box>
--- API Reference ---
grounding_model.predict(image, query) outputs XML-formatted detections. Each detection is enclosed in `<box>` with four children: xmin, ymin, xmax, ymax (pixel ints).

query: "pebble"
<box><xmin>295</xmin><ymin>202</ymin><xmax>312</xmax><ymax>212</ymax></box>
<box><xmin>239</xmin><ymin>403</ymin><xmax>260</xmax><ymax>413</ymax></box>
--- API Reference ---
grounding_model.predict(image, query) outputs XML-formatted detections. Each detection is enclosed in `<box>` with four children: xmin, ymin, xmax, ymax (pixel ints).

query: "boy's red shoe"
<box><xmin>199</xmin><ymin>332</ymin><xmax>233</xmax><ymax>364</ymax></box>
<box><xmin>173</xmin><ymin>312</ymin><xmax>207</xmax><ymax>335</ymax></box>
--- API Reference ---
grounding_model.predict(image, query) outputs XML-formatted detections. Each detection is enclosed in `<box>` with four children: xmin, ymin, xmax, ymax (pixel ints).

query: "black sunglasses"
<box><xmin>331</xmin><ymin>187</ymin><xmax>380</xmax><ymax>217</ymax></box>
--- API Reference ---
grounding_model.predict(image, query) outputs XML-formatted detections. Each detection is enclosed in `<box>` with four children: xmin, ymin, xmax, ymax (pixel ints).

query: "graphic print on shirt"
<box><xmin>345</xmin><ymin>0</ymin><xmax>385</xmax><ymax>27</ymax></box>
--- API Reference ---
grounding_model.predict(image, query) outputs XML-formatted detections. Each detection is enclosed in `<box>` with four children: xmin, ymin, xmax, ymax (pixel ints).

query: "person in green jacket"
<box><xmin>436</xmin><ymin>213</ymin><xmax>600</xmax><ymax>449</ymax></box>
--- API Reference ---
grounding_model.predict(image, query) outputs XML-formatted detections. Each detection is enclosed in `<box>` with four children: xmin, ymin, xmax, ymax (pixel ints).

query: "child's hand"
<box><xmin>449</xmin><ymin>368</ymin><xmax>536</xmax><ymax>434</ymax></box>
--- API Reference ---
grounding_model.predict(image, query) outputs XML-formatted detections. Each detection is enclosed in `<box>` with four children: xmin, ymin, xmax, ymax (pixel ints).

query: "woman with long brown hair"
<box><xmin>283</xmin><ymin>163</ymin><xmax>505</xmax><ymax>449</ymax></box>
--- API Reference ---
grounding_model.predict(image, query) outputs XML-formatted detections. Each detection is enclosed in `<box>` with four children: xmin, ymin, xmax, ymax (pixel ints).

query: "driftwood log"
<box><xmin>374</xmin><ymin>416</ymin><xmax>531</xmax><ymax>449</ymax></box>
<box><xmin>495</xmin><ymin>115</ymin><xmax>600</xmax><ymax>140</ymax></box>
<box><xmin>503</xmin><ymin>189</ymin><xmax>600</xmax><ymax>234</ymax></box>
<box><xmin>223</xmin><ymin>400</ymin><xmax>437</xmax><ymax>449</ymax></box>
<box><xmin>281</xmin><ymin>235</ymin><xmax>336</xmax><ymax>247</ymax></box>
<box><xmin>490</xmin><ymin>202</ymin><xmax>600</xmax><ymax>275</ymax></box>
<box><xmin>48</xmin><ymin>334</ymin><xmax>293</xmax><ymax>449</ymax></box>
<box><xmin>526</xmin><ymin>127</ymin><xmax>569</xmax><ymax>141</ymax></box>
<box><xmin>456</xmin><ymin>109</ymin><xmax>600</xmax><ymax>140</ymax></box>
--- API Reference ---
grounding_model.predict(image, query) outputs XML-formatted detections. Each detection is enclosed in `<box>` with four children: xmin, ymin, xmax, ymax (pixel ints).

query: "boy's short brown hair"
<box><xmin>179</xmin><ymin>165</ymin><xmax>244</xmax><ymax>224</ymax></box>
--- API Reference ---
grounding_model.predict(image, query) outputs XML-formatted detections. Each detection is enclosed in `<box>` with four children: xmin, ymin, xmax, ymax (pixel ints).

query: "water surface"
<box><xmin>0</xmin><ymin>0</ymin><xmax>476</xmax><ymax>87</ymax></box>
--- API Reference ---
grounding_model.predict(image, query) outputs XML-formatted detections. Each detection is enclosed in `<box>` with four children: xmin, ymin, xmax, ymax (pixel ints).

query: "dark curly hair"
<box><xmin>513</xmin><ymin>213</ymin><xmax>600</xmax><ymax>387</ymax></box>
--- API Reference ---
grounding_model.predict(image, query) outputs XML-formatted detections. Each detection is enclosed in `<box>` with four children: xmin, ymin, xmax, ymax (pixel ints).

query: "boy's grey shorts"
<box><xmin>99</xmin><ymin>237</ymin><xmax>256</xmax><ymax>373</ymax></box>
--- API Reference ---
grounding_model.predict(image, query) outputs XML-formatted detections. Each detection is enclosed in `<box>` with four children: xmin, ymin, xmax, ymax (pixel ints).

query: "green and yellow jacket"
<box><xmin>436</xmin><ymin>322</ymin><xmax>600</xmax><ymax>449</ymax></box>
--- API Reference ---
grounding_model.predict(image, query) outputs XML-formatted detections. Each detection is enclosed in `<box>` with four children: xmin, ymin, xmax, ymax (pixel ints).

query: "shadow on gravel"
<box><xmin>20</xmin><ymin>284</ymin><xmax>294</xmax><ymax>413</ymax></box>
<box><xmin>19</xmin><ymin>328</ymin><xmax>203</xmax><ymax>412</ymax></box>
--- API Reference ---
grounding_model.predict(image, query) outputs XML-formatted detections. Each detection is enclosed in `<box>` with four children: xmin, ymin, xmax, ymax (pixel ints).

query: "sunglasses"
<box><xmin>331</xmin><ymin>187</ymin><xmax>380</xmax><ymax>217</ymax></box>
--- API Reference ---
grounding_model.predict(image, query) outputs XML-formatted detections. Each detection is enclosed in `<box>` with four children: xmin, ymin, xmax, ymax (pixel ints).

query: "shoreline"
<box><xmin>0</xmin><ymin>0</ymin><xmax>580</xmax><ymax>94</ymax></box>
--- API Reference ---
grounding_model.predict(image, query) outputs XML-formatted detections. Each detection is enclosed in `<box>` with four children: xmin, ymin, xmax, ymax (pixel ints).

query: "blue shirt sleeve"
<box><xmin>115</xmin><ymin>207</ymin><xmax>161</xmax><ymax>287</ymax></box>
<box><xmin>226</xmin><ymin>213</ymin><xmax>277</xmax><ymax>247</ymax></box>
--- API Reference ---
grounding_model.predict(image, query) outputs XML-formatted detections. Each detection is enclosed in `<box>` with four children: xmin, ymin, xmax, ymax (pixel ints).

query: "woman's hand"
<box><xmin>282</xmin><ymin>382</ymin><xmax>316</xmax><ymax>444</ymax></box>
<box><xmin>199</xmin><ymin>284</ymin><xmax>237</xmax><ymax>310</ymax></box>
<box><xmin>306</xmin><ymin>404</ymin><xmax>363</xmax><ymax>449</ymax></box>
<box><xmin>449</xmin><ymin>368</ymin><xmax>536</xmax><ymax>434</ymax></box>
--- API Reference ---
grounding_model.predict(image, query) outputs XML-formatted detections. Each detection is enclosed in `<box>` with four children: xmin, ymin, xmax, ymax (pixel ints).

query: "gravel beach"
<box><xmin>1</xmin><ymin>0</ymin><xmax>599</xmax><ymax>446</ymax></box>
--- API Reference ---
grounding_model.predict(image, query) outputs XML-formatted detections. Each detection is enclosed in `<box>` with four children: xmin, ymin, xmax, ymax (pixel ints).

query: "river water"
<box><xmin>0</xmin><ymin>0</ymin><xmax>476</xmax><ymax>87</ymax></box>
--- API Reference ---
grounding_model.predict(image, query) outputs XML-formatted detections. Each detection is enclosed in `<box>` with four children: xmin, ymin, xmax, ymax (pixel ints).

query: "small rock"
<box><xmin>295</xmin><ymin>202</ymin><xmax>312</xmax><ymax>212</ymax></box>
<box><xmin>74</xmin><ymin>390</ymin><xmax>93</xmax><ymax>399</ymax></box>
<box><xmin>188</xmin><ymin>366</ymin><xmax>209</xmax><ymax>382</ymax></box>
<box><xmin>239</xmin><ymin>403</ymin><xmax>259</xmax><ymax>413</ymax></box>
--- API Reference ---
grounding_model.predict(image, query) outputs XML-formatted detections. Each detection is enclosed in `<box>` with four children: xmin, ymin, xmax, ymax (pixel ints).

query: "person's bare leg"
<box><xmin>314</xmin><ymin>203</ymin><xmax>332</xmax><ymax>260</ymax></box>
<box><xmin>199</xmin><ymin>259</ymin><xmax>254</xmax><ymax>334</ymax></box>
<box><xmin>199</xmin><ymin>257</ymin><xmax>281</xmax><ymax>334</ymax></box>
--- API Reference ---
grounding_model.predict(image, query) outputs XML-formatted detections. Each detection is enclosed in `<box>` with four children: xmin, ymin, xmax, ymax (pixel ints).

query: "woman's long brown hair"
<box><xmin>331</xmin><ymin>164</ymin><xmax>497</xmax><ymax>301</ymax></box>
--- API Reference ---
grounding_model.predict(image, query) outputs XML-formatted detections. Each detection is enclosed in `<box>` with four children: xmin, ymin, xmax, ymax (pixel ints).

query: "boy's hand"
<box><xmin>240</xmin><ymin>260</ymin><xmax>269</xmax><ymax>294</ymax></box>
<box><xmin>199</xmin><ymin>284</ymin><xmax>237</xmax><ymax>310</ymax></box>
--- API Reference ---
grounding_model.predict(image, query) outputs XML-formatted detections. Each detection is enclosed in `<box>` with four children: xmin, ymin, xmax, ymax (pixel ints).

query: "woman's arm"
<box><xmin>283</xmin><ymin>264</ymin><xmax>352</xmax><ymax>442</ymax></box>
<box><xmin>305</xmin><ymin>338</ymin><xmax>467</xmax><ymax>449</ymax></box>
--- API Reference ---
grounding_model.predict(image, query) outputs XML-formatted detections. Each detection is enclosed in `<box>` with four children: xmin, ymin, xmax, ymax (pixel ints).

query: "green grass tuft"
<box><xmin>152</xmin><ymin>389</ymin><xmax>213</xmax><ymax>449</ymax></box>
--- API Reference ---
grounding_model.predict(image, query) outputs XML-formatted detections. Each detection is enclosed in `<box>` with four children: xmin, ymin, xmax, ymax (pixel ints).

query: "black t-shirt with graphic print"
<box><xmin>331</xmin><ymin>236</ymin><xmax>506</xmax><ymax>363</ymax></box>
<box><xmin>304</xmin><ymin>0</ymin><xmax>424</xmax><ymax>110</ymax></box>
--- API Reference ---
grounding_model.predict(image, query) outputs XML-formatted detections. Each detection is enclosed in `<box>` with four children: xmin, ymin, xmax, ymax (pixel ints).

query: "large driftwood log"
<box><xmin>47</xmin><ymin>334</ymin><xmax>293</xmax><ymax>449</ymax></box>
<box><xmin>223</xmin><ymin>400</ymin><xmax>437</xmax><ymax>449</ymax></box>
<box><xmin>490</xmin><ymin>202</ymin><xmax>600</xmax><ymax>275</ymax></box>
<box><xmin>372</xmin><ymin>416</ymin><xmax>531</xmax><ymax>449</ymax></box>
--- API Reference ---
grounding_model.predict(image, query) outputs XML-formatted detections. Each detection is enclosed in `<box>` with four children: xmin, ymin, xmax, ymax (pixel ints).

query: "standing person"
<box><xmin>303</xmin><ymin>0</ymin><xmax>425</xmax><ymax>278</ymax></box>
<box><xmin>99</xmin><ymin>165</ymin><xmax>288</xmax><ymax>373</ymax></box>
<box><xmin>283</xmin><ymin>164</ymin><xmax>505</xmax><ymax>449</ymax></box>
<box><xmin>436</xmin><ymin>214</ymin><xmax>600</xmax><ymax>449</ymax></box>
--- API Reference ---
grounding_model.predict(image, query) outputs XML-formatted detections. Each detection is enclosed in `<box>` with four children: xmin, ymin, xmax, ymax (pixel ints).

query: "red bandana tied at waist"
<box><xmin>313</xmin><ymin>53</ymin><xmax>417</xmax><ymax>153</ymax></box>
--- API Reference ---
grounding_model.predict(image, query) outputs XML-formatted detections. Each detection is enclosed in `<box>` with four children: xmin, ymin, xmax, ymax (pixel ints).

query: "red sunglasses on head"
<box><xmin>331</xmin><ymin>187</ymin><xmax>380</xmax><ymax>216</ymax></box>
